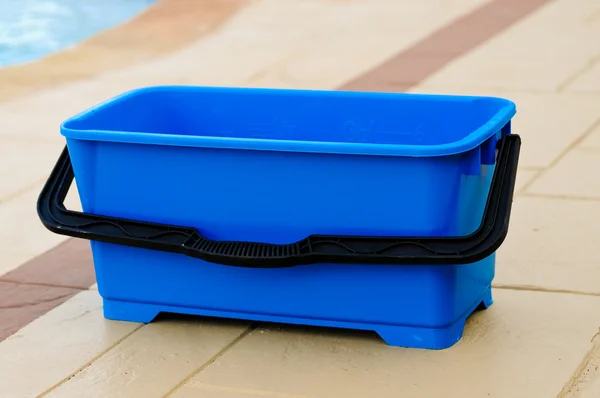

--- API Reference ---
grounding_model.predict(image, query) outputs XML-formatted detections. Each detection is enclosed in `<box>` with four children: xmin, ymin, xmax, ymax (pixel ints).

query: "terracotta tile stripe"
<box><xmin>0</xmin><ymin>281</ymin><xmax>80</xmax><ymax>340</ymax></box>
<box><xmin>341</xmin><ymin>0</ymin><xmax>553</xmax><ymax>92</ymax></box>
<box><xmin>0</xmin><ymin>239</ymin><xmax>94</xmax><ymax>290</ymax></box>
<box><xmin>0</xmin><ymin>0</ymin><xmax>554</xmax><ymax>342</ymax></box>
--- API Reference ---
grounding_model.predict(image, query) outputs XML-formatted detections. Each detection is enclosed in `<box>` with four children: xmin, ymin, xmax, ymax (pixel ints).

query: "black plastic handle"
<box><xmin>37</xmin><ymin>135</ymin><xmax>520</xmax><ymax>268</ymax></box>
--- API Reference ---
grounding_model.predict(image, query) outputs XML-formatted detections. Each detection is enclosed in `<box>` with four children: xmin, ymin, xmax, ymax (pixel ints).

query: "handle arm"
<box><xmin>38</xmin><ymin>135</ymin><xmax>520</xmax><ymax>268</ymax></box>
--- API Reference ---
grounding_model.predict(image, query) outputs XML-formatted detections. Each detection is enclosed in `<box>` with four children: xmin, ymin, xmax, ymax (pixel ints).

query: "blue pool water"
<box><xmin>0</xmin><ymin>0</ymin><xmax>155</xmax><ymax>68</ymax></box>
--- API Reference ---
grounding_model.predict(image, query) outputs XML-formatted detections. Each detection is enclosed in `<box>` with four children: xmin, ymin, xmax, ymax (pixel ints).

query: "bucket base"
<box><xmin>102</xmin><ymin>287</ymin><xmax>492</xmax><ymax>350</ymax></box>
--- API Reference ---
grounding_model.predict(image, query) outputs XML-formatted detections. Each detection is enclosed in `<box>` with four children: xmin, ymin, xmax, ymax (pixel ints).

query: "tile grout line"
<box><xmin>419</xmin><ymin>84</ymin><xmax>600</xmax><ymax>97</ymax></box>
<box><xmin>556</xmin><ymin>54</ymin><xmax>600</xmax><ymax>94</ymax></box>
<box><xmin>557</xmin><ymin>330</ymin><xmax>600</xmax><ymax>398</ymax></box>
<box><xmin>420</xmin><ymin>85</ymin><xmax>559</xmax><ymax>95</ymax></box>
<box><xmin>518</xmin><ymin>117</ymin><xmax>600</xmax><ymax>193</ymax></box>
<box><xmin>520</xmin><ymin>192</ymin><xmax>600</xmax><ymax>202</ymax></box>
<box><xmin>492</xmin><ymin>283</ymin><xmax>600</xmax><ymax>298</ymax></box>
<box><xmin>516</xmin><ymin>169</ymin><xmax>542</xmax><ymax>195</ymax></box>
<box><xmin>585</xmin><ymin>6</ymin><xmax>600</xmax><ymax>22</ymax></box>
<box><xmin>0</xmin><ymin>279</ymin><xmax>90</xmax><ymax>291</ymax></box>
<box><xmin>558</xmin><ymin>89</ymin><xmax>600</xmax><ymax>97</ymax></box>
<box><xmin>162</xmin><ymin>324</ymin><xmax>258</xmax><ymax>398</ymax></box>
<box><xmin>0</xmin><ymin>292</ymin><xmax>76</xmax><ymax>310</ymax></box>
<box><xmin>0</xmin><ymin>174</ymin><xmax>50</xmax><ymax>205</ymax></box>
<box><xmin>184</xmin><ymin>382</ymin><xmax>320</xmax><ymax>398</ymax></box>
<box><xmin>36</xmin><ymin>323</ymin><xmax>145</xmax><ymax>398</ymax></box>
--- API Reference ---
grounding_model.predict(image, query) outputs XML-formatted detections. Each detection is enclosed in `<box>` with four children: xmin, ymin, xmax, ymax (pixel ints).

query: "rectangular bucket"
<box><xmin>38</xmin><ymin>86</ymin><xmax>520</xmax><ymax>349</ymax></box>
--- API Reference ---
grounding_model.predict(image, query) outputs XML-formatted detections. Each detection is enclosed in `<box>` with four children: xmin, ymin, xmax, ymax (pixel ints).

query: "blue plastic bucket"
<box><xmin>38</xmin><ymin>86</ymin><xmax>519</xmax><ymax>349</ymax></box>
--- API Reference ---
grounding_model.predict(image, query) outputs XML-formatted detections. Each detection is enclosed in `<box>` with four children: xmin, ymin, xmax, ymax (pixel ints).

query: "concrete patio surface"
<box><xmin>1</xmin><ymin>0</ymin><xmax>599</xmax><ymax>396</ymax></box>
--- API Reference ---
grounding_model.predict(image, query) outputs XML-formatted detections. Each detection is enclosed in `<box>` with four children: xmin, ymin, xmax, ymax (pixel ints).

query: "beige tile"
<box><xmin>590</xmin><ymin>6</ymin><xmax>600</xmax><ymax>24</ymax></box>
<box><xmin>581</xmin><ymin>379</ymin><xmax>600</xmax><ymax>398</ymax></box>
<box><xmin>412</xmin><ymin>87</ymin><xmax>600</xmax><ymax>169</ymax></box>
<box><xmin>425</xmin><ymin>56</ymin><xmax>587</xmax><ymax>93</ymax></box>
<box><xmin>170</xmin><ymin>290</ymin><xmax>600</xmax><ymax>398</ymax></box>
<box><xmin>501</xmin><ymin>92</ymin><xmax>595</xmax><ymax>169</ymax></box>
<box><xmin>551</xmin><ymin>0</ymin><xmax>600</xmax><ymax>23</ymax></box>
<box><xmin>580</xmin><ymin>124</ymin><xmax>600</xmax><ymax>149</ymax></box>
<box><xmin>0</xmin><ymin>182</ymin><xmax>67</xmax><ymax>255</ymax></box>
<box><xmin>420</xmin><ymin>36</ymin><xmax>597</xmax><ymax>93</ymax></box>
<box><xmin>422</xmin><ymin>0</ymin><xmax>600</xmax><ymax>92</ymax></box>
<box><xmin>497</xmin><ymin>0</ymin><xmax>600</xmax><ymax>43</ymax></box>
<box><xmin>0</xmin><ymin>81</ymin><xmax>120</xmax><ymax>142</ymax></box>
<box><xmin>245</xmin><ymin>0</ymin><xmax>485</xmax><ymax>89</ymax></box>
<box><xmin>565</xmin><ymin>57</ymin><xmax>600</xmax><ymax>93</ymax></box>
<box><xmin>0</xmin><ymin>140</ymin><xmax>65</xmax><ymax>202</ymax></box>
<box><xmin>526</xmin><ymin>148</ymin><xmax>600</xmax><ymax>198</ymax></box>
<box><xmin>172</xmin><ymin>383</ymin><xmax>315</xmax><ymax>398</ymax></box>
<box><xmin>44</xmin><ymin>318</ymin><xmax>250</xmax><ymax>398</ymax></box>
<box><xmin>472</xmin><ymin>18</ymin><xmax>600</xmax><ymax>61</ymax></box>
<box><xmin>0</xmin><ymin>251</ymin><xmax>32</xmax><ymax>277</ymax></box>
<box><xmin>495</xmin><ymin>196</ymin><xmax>600</xmax><ymax>293</ymax></box>
<box><xmin>579</xmin><ymin>370</ymin><xmax>600</xmax><ymax>398</ymax></box>
<box><xmin>0</xmin><ymin>290</ymin><xmax>140</xmax><ymax>397</ymax></box>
